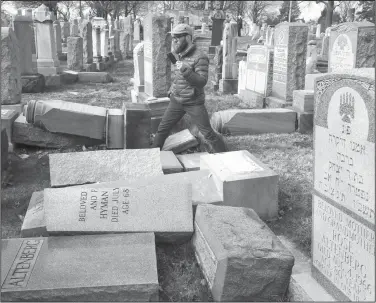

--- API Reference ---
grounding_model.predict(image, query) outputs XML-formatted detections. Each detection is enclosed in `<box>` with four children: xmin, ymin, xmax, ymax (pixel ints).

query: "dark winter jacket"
<box><xmin>168</xmin><ymin>44</ymin><xmax>209</xmax><ymax>105</ymax></box>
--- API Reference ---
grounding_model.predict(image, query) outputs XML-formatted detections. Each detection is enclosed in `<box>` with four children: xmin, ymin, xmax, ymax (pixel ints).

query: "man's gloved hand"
<box><xmin>176</xmin><ymin>61</ymin><xmax>190</xmax><ymax>73</ymax></box>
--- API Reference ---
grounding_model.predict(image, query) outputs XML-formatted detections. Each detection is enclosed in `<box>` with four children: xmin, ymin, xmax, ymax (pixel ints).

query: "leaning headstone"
<box><xmin>265</xmin><ymin>23</ymin><xmax>308</xmax><ymax>108</ymax></box>
<box><xmin>142</xmin><ymin>13</ymin><xmax>171</xmax><ymax>99</ymax></box>
<box><xmin>44</xmin><ymin>183</ymin><xmax>193</xmax><ymax>238</ymax></box>
<box><xmin>23</xmin><ymin>100</ymin><xmax>107</xmax><ymax>140</ymax></box>
<box><xmin>193</xmin><ymin>204</ymin><xmax>294</xmax><ymax>301</ymax></box>
<box><xmin>328</xmin><ymin>22</ymin><xmax>375</xmax><ymax>73</ymax></box>
<box><xmin>210</xmin><ymin>108</ymin><xmax>297</xmax><ymax>135</ymax></box>
<box><xmin>1</xmin><ymin>234</ymin><xmax>159</xmax><ymax>301</ymax></box>
<box><xmin>49</xmin><ymin>148</ymin><xmax>163</xmax><ymax>187</ymax></box>
<box><xmin>33</xmin><ymin>5</ymin><xmax>62</xmax><ymax>76</ymax></box>
<box><xmin>200</xmin><ymin>150</ymin><xmax>279</xmax><ymax>220</ymax></box>
<box><xmin>312</xmin><ymin>68</ymin><xmax>375</xmax><ymax>301</ymax></box>
<box><xmin>162</xmin><ymin>129</ymin><xmax>199</xmax><ymax>154</ymax></box>
<box><xmin>209</xmin><ymin>9</ymin><xmax>226</xmax><ymax>55</ymax></box>
<box><xmin>12</xmin><ymin>114</ymin><xmax>103</xmax><ymax>148</ymax></box>
<box><xmin>1</xmin><ymin>27</ymin><xmax>22</xmax><ymax>105</ymax></box>
<box><xmin>219</xmin><ymin>21</ymin><xmax>238</xmax><ymax>94</ymax></box>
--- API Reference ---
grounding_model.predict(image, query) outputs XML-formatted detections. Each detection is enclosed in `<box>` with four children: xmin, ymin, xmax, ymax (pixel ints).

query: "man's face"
<box><xmin>172</xmin><ymin>34</ymin><xmax>189</xmax><ymax>54</ymax></box>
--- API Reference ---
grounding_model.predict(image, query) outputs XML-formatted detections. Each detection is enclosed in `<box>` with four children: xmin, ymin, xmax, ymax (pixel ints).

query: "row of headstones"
<box><xmin>3</xmin><ymin>144</ymin><xmax>295</xmax><ymax>301</ymax></box>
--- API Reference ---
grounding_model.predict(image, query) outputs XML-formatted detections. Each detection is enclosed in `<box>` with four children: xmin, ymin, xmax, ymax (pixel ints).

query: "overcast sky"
<box><xmin>2</xmin><ymin>1</ymin><xmax>325</xmax><ymax>21</ymax></box>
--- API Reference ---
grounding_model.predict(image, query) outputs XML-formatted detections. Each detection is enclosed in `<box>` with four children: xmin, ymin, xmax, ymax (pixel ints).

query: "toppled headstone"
<box><xmin>49</xmin><ymin>149</ymin><xmax>163</xmax><ymax>187</ymax></box>
<box><xmin>106</xmin><ymin>109</ymin><xmax>124</xmax><ymax>149</ymax></box>
<box><xmin>44</xmin><ymin>183</ymin><xmax>193</xmax><ymax>240</ymax></box>
<box><xmin>160</xmin><ymin>151</ymin><xmax>184</xmax><ymax>174</ymax></box>
<box><xmin>1</xmin><ymin>109</ymin><xmax>19</xmax><ymax>142</ymax></box>
<box><xmin>123</xmin><ymin>103</ymin><xmax>151</xmax><ymax>149</ymax></box>
<box><xmin>77</xmin><ymin>72</ymin><xmax>113</xmax><ymax>83</ymax></box>
<box><xmin>1</xmin><ymin>234</ymin><xmax>159</xmax><ymax>301</ymax></box>
<box><xmin>1</xmin><ymin>27</ymin><xmax>22</xmax><ymax>105</ymax></box>
<box><xmin>162</xmin><ymin>129</ymin><xmax>199</xmax><ymax>154</ymax></box>
<box><xmin>210</xmin><ymin>108</ymin><xmax>297</xmax><ymax>135</ymax></box>
<box><xmin>61</xmin><ymin>70</ymin><xmax>78</xmax><ymax>84</ymax></box>
<box><xmin>200</xmin><ymin>150</ymin><xmax>279</xmax><ymax>219</ymax></box>
<box><xmin>193</xmin><ymin>204</ymin><xmax>294</xmax><ymax>301</ymax></box>
<box><xmin>21</xmin><ymin>191</ymin><xmax>47</xmax><ymax>237</ymax></box>
<box><xmin>177</xmin><ymin>152</ymin><xmax>209</xmax><ymax>171</ymax></box>
<box><xmin>12</xmin><ymin>114</ymin><xmax>103</xmax><ymax>148</ymax></box>
<box><xmin>24</xmin><ymin>100</ymin><xmax>107</xmax><ymax>140</ymax></box>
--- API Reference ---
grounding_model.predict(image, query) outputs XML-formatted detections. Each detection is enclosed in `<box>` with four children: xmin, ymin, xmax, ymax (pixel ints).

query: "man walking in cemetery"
<box><xmin>152</xmin><ymin>24</ymin><xmax>227</xmax><ymax>153</ymax></box>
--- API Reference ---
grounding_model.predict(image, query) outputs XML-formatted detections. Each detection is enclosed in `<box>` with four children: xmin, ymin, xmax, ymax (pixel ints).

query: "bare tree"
<box><xmin>336</xmin><ymin>1</ymin><xmax>357</xmax><ymax>22</ymax></box>
<box><xmin>244</xmin><ymin>1</ymin><xmax>273</xmax><ymax>25</ymax></box>
<box><xmin>57</xmin><ymin>1</ymin><xmax>79</xmax><ymax>21</ymax></box>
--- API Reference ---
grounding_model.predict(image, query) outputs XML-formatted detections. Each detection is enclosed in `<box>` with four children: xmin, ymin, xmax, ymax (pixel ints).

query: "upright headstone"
<box><xmin>53</xmin><ymin>20</ymin><xmax>62</xmax><ymax>59</ymax></box>
<box><xmin>312</xmin><ymin>69</ymin><xmax>375</xmax><ymax>302</ymax></box>
<box><xmin>100</xmin><ymin>23</ymin><xmax>109</xmax><ymax>60</ymax></box>
<box><xmin>33</xmin><ymin>4</ymin><xmax>62</xmax><ymax>76</ymax></box>
<box><xmin>12</xmin><ymin>9</ymin><xmax>33</xmax><ymax>75</ymax></box>
<box><xmin>80</xmin><ymin>20</ymin><xmax>94</xmax><ymax>70</ymax></box>
<box><xmin>266</xmin><ymin>23</ymin><xmax>308</xmax><ymax>108</ymax></box>
<box><xmin>61</xmin><ymin>21</ymin><xmax>70</xmax><ymax>42</ymax></box>
<box><xmin>70</xmin><ymin>19</ymin><xmax>78</xmax><ymax>36</ymax></box>
<box><xmin>209</xmin><ymin>9</ymin><xmax>226</xmax><ymax>54</ymax></box>
<box><xmin>320</xmin><ymin>29</ymin><xmax>330</xmax><ymax>61</ymax></box>
<box><xmin>241</xmin><ymin>45</ymin><xmax>274</xmax><ymax>107</ymax></box>
<box><xmin>24</xmin><ymin>8</ymin><xmax>38</xmax><ymax>73</ymax></box>
<box><xmin>133</xmin><ymin>42</ymin><xmax>144</xmax><ymax>93</ymax></box>
<box><xmin>113</xmin><ymin>20</ymin><xmax>122</xmax><ymax>60</ymax></box>
<box><xmin>315</xmin><ymin>24</ymin><xmax>321</xmax><ymax>38</ymax></box>
<box><xmin>119</xmin><ymin>16</ymin><xmax>132</xmax><ymax>59</ymax></box>
<box><xmin>265</xmin><ymin>26</ymin><xmax>275</xmax><ymax>48</ymax></box>
<box><xmin>328</xmin><ymin>22</ymin><xmax>375</xmax><ymax>73</ymax></box>
<box><xmin>143</xmin><ymin>13</ymin><xmax>171</xmax><ymax>98</ymax></box>
<box><xmin>219</xmin><ymin>21</ymin><xmax>238</xmax><ymax>94</ymax></box>
<box><xmin>1</xmin><ymin>234</ymin><xmax>159</xmax><ymax>301</ymax></box>
<box><xmin>67</xmin><ymin>33</ymin><xmax>83</xmax><ymax>71</ymax></box>
<box><xmin>92</xmin><ymin>25</ymin><xmax>102</xmax><ymax>62</ymax></box>
<box><xmin>1</xmin><ymin>27</ymin><xmax>22</xmax><ymax>105</ymax></box>
<box><xmin>134</xmin><ymin>18</ymin><xmax>141</xmax><ymax>43</ymax></box>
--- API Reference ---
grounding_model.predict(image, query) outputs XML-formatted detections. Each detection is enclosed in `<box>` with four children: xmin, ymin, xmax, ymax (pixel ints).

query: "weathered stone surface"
<box><xmin>328</xmin><ymin>22</ymin><xmax>375</xmax><ymax>73</ymax></box>
<box><xmin>1</xmin><ymin>128</ymin><xmax>9</xmax><ymax>172</ymax></box>
<box><xmin>312</xmin><ymin>69</ymin><xmax>375</xmax><ymax>301</ymax></box>
<box><xmin>1</xmin><ymin>27</ymin><xmax>22</xmax><ymax>104</ymax></box>
<box><xmin>210</xmin><ymin>10</ymin><xmax>225</xmax><ymax>50</ymax></box>
<box><xmin>77</xmin><ymin>72</ymin><xmax>113</xmax><ymax>83</ymax></box>
<box><xmin>177</xmin><ymin>152</ymin><xmax>209</xmax><ymax>171</ymax></box>
<box><xmin>80</xmin><ymin>20</ymin><xmax>93</xmax><ymax>64</ymax></box>
<box><xmin>210</xmin><ymin>108</ymin><xmax>297</xmax><ymax>135</ymax></box>
<box><xmin>53</xmin><ymin>20</ymin><xmax>62</xmax><ymax>56</ymax></box>
<box><xmin>49</xmin><ymin>148</ymin><xmax>163</xmax><ymax>187</ymax></box>
<box><xmin>105</xmin><ymin>109</ymin><xmax>124</xmax><ymax>149</ymax></box>
<box><xmin>160</xmin><ymin>151</ymin><xmax>184</xmax><ymax>174</ymax></box>
<box><xmin>67</xmin><ymin>36</ymin><xmax>83</xmax><ymax>71</ymax></box>
<box><xmin>193</xmin><ymin>204</ymin><xmax>294</xmax><ymax>302</ymax></box>
<box><xmin>287</xmin><ymin>106</ymin><xmax>313</xmax><ymax>134</ymax></box>
<box><xmin>61</xmin><ymin>70</ymin><xmax>78</xmax><ymax>84</ymax></box>
<box><xmin>1</xmin><ymin>109</ymin><xmax>19</xmax><ymax>142</ymax></box>
<box><xmin>162</xmin><ymin>129</ymin><xmax>199</xmax><ymax>154</ymax></box>
<box><xmin>123</xmin><ymin>103</ymin><xmax>151</xmax><ymax>149</ymax></box>
<box><xmin>221</xmin><ymin>22</ymin><xmax>238</xmax><ymax>81</ymax></box>
<box><xmin>200</xmin><ymin>150</ymin><xmax>279</xmax><ymax>219</ymax></box>
<box><xmin>45</xmin><ymin>74</ymin><xmax>61</xmax><ymax>87</ymax></box>
<box><xmin>21</xmin><ymin>74</ymin><xmax>45</xmax><ymax>93</ymax></box>
<box><xmin>143</xmin><ymin>13</ymin><xmax>172</xmax><ymax>98</ymax></box>
<box><xmin>292</xmin><ymin>90</ymin><xmax>314</xmax><ymax>112</ymax></box>
<box><xmin>270</xmin><ymin>23</ymin><xmax>308</xmax><ymax>105</ymax></box>
<box><xmin>21</xmin><ymin>191</ymin><xmax>48</xmax><ymax>237</ymax></box>
<box><xmin>1</xmin><ymin>234</ymin><xmax>159</xmax><ymax>301</ymax></box>
<box><xmin>44</xmin><ymin>183</ymin><xmax>193</xmax><ymax>237</ymax></box>
<box><xmin>12</xmin><ymin>114</ymin><xmax>103</xmax><ymax>149</ymax></box>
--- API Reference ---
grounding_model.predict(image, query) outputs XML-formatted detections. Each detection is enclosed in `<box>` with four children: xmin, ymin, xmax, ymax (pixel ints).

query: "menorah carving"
<box><xmin>339</xmin><ymin>92</ymin><xmax>355</xmax><ymax>123</ymax></box>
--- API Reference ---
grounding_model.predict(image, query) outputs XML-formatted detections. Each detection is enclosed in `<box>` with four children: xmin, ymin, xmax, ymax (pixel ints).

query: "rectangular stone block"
<box><xmin>193</xmin><ymin>204</ymin><xmax>294</xmax><ymax>301</ymax></box>
<box><xmin>77</xmin><ymin>72</ymin><xmax>113</xmax><ymax>83</ymax></box>
<box><xmin>160</xmin><ymin>151</ymin><xmax>184</xmax><ymax>174</ymax></box>
<box><xmin>162</xmin><ymin>129</ymin><xmax>199</xmax><ymax>154</ymax></box>
<box><xmin>12</xmin><ymin>114</ymin><xmax>103</xmax><ymax>149</ymax></box>
<box><xmin>123</xmin><ymin>103</ymin><xmax>151</xmax><ymax>149</ymax></box>
<box><xmin>210</xmin><ymin>108</ymin><xmax>297</xmax><ymax>136</ymax></box>
<box><xmin>44</xmin><ymin>183</ymin><xmax>193</xmax><ymax>237</ymax></box>
<box><xmin>1</xmin><ymin>109</ymin><xmax>19</xmax><ymax>142</ymax></box>
<box><xmin>49</xmin><ymin>149</ymin><xmax>163</xmax><ymax>187</ymax></box>
<box><xmin>200</xmin><ymin>150</ymin><xmax>279</xmax><ymax>219</ymax></box>
<box><xmin>292</xmin><ymin>90</ymin><xmax>314</xmax><ymax>112</ymax></box>
<box><xmin>1</xmin><ymin>234</ymin><xmax>159</xmax><ymax>301</ymax></box>
<box><xmin>177</xmin><ymin>152</ymin><xmax>209</xmax><ymax>171</ymax></box>
<box><xmin>21</xmin><ymin>191</ymin><xmax>48</xmax><ymax>237</ymax></box>
<box><xmin>312</xmin><ymin>69</ymin><xmax>375</xmax><ymax>301</ymax></box>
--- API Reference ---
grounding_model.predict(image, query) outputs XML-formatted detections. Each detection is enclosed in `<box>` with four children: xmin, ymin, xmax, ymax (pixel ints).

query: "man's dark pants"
<box><xmin>152</xmin><ymin>98</ymin><xmax>227</xmax><ymax>152</ymax></box>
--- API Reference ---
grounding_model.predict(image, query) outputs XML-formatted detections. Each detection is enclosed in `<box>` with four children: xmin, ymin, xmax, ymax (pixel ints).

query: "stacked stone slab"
<box><xmin>193</xmin><ymin>204</ymin><xmax>294</xmax><ymax>301</ymax></box>
<box><xmin>328</xmin><ymin>22</ymin><xmax>375</xmax><ymax>73</ymax></box>
<box><xmin>33</xmin><ymin>4</ymin><xmax>62</xmax><ymax>77</ymax></box>
<box><xmin>219</xmin><ymin>21</ymin><xmax>238</xmax><ymax>94</ymax></box>
<box><xmin>265</xmin><ymin>23</ymin><xmax>308</xmax><ymax>108</ymax></box>
<box><xmin>1</xmin><ymin>27</ymin><xmax>22</xmax><ymax>107</ymax></box>
<box><xmin>312</xmin><ymin>69</ymin><xmax>375</xmax><ymax>301</ymax></box>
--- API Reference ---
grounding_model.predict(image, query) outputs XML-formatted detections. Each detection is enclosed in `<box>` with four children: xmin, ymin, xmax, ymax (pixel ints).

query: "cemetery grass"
<box><xmin>2</xmin><ymin>58</ymin><xmax>312</xmax><ymax>302</ymax></box>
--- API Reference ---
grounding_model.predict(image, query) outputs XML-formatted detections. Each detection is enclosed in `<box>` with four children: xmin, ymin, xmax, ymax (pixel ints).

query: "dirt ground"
<box><xmin>1</xmin><ymin>42</ymin><xmax>313</xmax><ymax>301</ymax></box>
